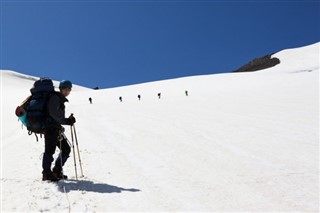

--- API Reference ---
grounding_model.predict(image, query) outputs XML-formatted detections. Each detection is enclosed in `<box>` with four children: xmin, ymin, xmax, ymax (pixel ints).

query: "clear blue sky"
<box><xmin>1</xmin><ymin>0</ymin><xmax>319</xmax><ymax>88</ymax></box>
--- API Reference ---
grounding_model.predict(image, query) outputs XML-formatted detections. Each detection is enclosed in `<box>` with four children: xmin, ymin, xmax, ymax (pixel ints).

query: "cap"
<box><xmin>59</xmin><ymin>80</ymin><xmax>72</xmax><ymax>89</ymax></box>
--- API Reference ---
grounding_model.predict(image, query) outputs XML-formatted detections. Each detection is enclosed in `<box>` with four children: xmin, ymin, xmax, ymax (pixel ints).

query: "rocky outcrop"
<box><xmin>233</xmin><ymin>53</ymin><xmax>280</xmax><ymax>73</ymax></box>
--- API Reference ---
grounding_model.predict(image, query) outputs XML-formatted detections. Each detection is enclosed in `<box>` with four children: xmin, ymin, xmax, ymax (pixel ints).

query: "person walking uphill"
<box><xmin>42</xmin><ymin>80</ymin><xmax>76</xmax><ymax>182</ymax></box>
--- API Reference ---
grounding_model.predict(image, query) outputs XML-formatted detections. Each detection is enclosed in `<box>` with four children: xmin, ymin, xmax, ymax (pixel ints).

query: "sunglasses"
<box><xmin>62</xmin><ymin>87</ymin><xmax>72</xmax><ymax>92</ymax></box>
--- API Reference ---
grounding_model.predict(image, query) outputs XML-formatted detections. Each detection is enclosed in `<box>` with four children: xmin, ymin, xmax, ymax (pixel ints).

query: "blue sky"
<box><xmin>1</xmin><ymin>0</ymin><xmax>319</xmax><ymax>88</ymax></box>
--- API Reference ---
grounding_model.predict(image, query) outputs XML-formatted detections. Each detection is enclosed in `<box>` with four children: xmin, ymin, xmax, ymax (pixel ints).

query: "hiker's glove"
<box><xmin>67</xmin><ymin>115</ymin><xmax>76</xmax><ymax>125</ymax></box>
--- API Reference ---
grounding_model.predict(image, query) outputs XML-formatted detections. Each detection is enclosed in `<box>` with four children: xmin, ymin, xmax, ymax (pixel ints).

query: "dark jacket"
<box><xmin>46</xmin><ymin>92</ymin><xmax>70</xmax><ymax>129</ymax></box>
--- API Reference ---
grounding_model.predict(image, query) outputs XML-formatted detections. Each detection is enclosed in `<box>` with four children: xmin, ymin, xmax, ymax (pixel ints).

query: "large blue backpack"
<box><xmin>16</xmin><ymin>78</ymin><xmax>55</xmax><ymax>136</ymax></box>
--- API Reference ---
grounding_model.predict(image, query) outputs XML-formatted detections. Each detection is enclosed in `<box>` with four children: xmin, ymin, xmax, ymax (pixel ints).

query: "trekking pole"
<box><xmin>72</xmin><ymin>124</ymin><xmax>84</xmax><ymax>177</ymax></box>
<box><xmin>70</xmin><ymin>125</ymin><xmax>78</xmax><ymax>180</ymax></box>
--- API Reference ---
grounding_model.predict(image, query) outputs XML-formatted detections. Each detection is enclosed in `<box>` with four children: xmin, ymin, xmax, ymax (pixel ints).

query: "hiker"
<box><xmin>185</xmin><ymin>90</ymin><xmax>188</xmax><ymax>96</ymax></box>
<box><xmin>119</xmin><ymin>96</ymin><xmax>122</xmax><ymax>102</ymax></box>
<box><xmin>138</xmin><ymin>94</ymin><xmax>141</xmax><ymax>101</ymax></box>
<box><xmin>158</xmin><ymin>93</ymin><xmax>161</xmax><ymax>99</ymax></box>
<box><xmin>89</xmin><ymin>97</ymin><xmax>92</xmax><ymax>104</ymax></box>
<box><xmin>42</xmin><ymin>80</ymin><xmax>76</xmax><ymax>181</ymax></box>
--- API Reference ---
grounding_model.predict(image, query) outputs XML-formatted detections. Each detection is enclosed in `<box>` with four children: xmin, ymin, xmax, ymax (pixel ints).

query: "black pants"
<box><xmin>43</xmin><ymin>128</ymin><xmax>71</xmax><ymax>173</ymax></box>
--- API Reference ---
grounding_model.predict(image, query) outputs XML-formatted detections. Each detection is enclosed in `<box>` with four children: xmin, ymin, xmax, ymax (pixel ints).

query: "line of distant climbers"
<box><xmin>88</xmin><ymin>90</ymin><xmax>189</xmax><ymax>104</ymax></box>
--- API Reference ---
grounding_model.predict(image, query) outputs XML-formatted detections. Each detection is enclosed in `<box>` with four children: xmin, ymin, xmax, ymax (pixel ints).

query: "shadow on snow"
<box><xmin>56</xmin><ymin>179</ymin><xmax>141</xmax><ymax>194</ymax></box>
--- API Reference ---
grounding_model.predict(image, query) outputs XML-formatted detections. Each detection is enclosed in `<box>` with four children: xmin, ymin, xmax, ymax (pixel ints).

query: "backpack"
<box><xmin>16</xmin><ymin>78</ymin><xmax>55</xmax><ymax>137</ymax></box>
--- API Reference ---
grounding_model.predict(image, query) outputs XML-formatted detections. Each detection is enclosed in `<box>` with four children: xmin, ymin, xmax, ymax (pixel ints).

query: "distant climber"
<box><xmin>185</xmin><ymin>90</ymin><xmax>188</xmax><ymax>96</ymax></box>
<box><xmin>138</xmin><ymin>94</ymin><xmax>141</xmax><ymax>101</ymax></box>
<box><xmin>119</xmin><ymin>96</ymin><xmax>123</xmax><ymax>102</ymax></box>
<box><xmin>89</xmin><ymin>97</ymin><xmax>92</xmax><ymax>104</ymax></box>
<box><xmin>158</xmin><ymin>93</ymin><xmax>161</xmax><ymax>99</ymax></box>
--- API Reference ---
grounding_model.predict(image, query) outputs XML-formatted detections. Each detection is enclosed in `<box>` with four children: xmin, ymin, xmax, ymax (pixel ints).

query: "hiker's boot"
<box><xmin>52</xmin><ymin>167</ymin><xmax>68</xmax><ymax>180</ymax></box>
<box><xmin>42</xmin><ymin>171</ymin><xmax>60</xmax><ymax>182</ymax></box>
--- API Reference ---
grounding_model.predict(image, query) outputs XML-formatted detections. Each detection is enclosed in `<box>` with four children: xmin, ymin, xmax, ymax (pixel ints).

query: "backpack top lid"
<box><xmin>30</xmin><ymin>78</ymin><xmax>54</xmax><ymax>94</ymax></box>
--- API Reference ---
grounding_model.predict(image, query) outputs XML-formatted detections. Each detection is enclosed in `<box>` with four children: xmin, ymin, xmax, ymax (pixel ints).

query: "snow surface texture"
<box><xmin>1</xmin><ymin>43</ymin><xmax>319</xmax><ymax>212</ymax></box>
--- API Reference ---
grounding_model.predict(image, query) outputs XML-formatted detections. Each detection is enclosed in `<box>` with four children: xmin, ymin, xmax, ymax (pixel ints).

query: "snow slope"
<box><xmin>1</xmin><ymin>42</ymin><xmax>319</xmax><ymax>212</ymax></box>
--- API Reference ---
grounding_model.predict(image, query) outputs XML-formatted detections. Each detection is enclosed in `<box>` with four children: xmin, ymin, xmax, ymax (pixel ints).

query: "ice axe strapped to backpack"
<box><xmin>15</xmin><ymin>78</ymin><xmax>55</xmax><ymax>140</ymax></box>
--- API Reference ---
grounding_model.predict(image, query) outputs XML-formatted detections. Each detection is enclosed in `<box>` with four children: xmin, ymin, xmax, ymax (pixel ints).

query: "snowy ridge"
<box><xmin>1</xmin><ymin>70</ymin><xmax>89</xmax><ymax>92</ymax></box>
<box><xmin>267</xmin><ymin>42</ymin><xmax>319</xmax><ymax>73</ymax></box>
<box><xmin>1</xmin><ymin>42</ymin><xmax>319</xmax><ymax>212</ymax></box>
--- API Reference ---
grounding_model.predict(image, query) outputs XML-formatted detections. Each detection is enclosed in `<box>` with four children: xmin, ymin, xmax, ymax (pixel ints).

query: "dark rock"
<box><xmin>233</xmin><ymin>53</ymin><xmax>280</xmax><ymax>73</ymax></box>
